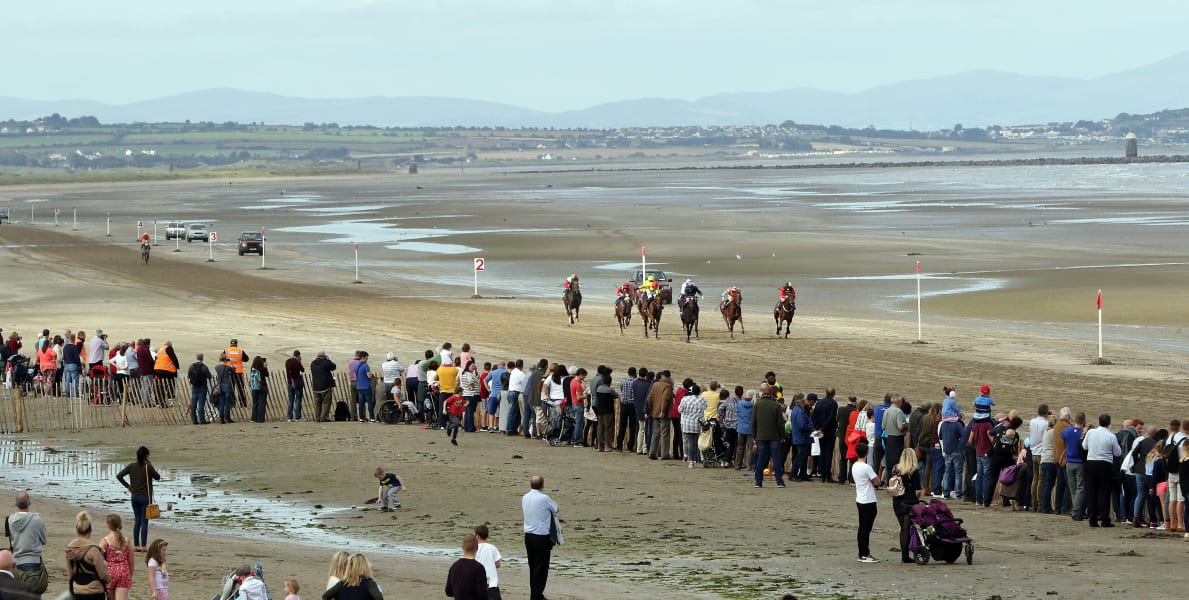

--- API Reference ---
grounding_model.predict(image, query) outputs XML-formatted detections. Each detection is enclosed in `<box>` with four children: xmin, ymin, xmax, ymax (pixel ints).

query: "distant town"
<box><xmin>2</xmin><ymin>107</ymin><xmax>1188</xmax><ymax>176</ymax></box>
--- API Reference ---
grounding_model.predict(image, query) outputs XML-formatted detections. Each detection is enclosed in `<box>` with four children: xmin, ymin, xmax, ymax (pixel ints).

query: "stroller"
<box><xmin>908</xmin><ymin>499</ymin><xmax>974</xmax><ymax>565</ymax></box>
<box><xmin>211</xmin><ymin>561</ymin><xmax>273</xmax><ymax>600</ymax></box>
<box><xmin>698</xmin><ymin>418</ymin><xmax>731</xmax><ymax>468</ymax></box>
<box><xmin>89</xmin><ymin>364</ymin><xmax>113</xmax><ymax>405</ymax></box>
<box><xmin>6</xmin><ymin>354</ymin><xmax>34</xmax><ymax>394</ymax></box>
<box><xmin>546</xmin><ymin>403</ymin><xmax>577</xmax><ymax>447</ymax></box>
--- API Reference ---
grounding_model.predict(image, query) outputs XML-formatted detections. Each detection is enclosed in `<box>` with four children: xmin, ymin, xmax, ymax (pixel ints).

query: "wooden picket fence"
<box><xmin>0</xmin><ymin>370</ymin><xmax>378</xmax><ymax>433</ymax></box>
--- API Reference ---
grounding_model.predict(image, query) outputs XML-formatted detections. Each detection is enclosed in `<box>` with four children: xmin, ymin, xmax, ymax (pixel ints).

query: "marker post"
<box><xmin>473</xmin><ymin>257</ymin><xmax>485</xmax><ymax>297</ymax></box>
<box><xmin>208</xmin><ymin>231</ymin><xmax>217</xmax><ymax>262</ymax></box>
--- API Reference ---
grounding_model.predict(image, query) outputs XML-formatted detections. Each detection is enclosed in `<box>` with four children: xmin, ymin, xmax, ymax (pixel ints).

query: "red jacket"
<box><xmin>136</xmin><ymin>345</ymin><xmax>154</xmax><ymax>377</ymax></box>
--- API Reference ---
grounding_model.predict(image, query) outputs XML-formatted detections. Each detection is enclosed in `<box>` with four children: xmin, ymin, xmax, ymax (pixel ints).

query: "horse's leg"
<box><xmin>739</xmin><ymin>312</ymin><xmax>745</xmax><ymax>335</ymax></box>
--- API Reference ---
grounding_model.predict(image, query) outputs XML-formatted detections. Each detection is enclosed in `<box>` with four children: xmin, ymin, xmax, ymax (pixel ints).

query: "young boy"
<box><xmin>374</xmin><ymin>467</ymin><xmax>408</xmax><ymax>511</ymax></box>
<box><xmin>852</xmin><ymin>441</ymin><xmax>882</xmax><ymax>563</ymax></box>
<box><xmin>445</xmin><ymin>393</ymin><xmax>467</xmax><ymax>445</ymax></box>
<box><xmin>474</xmin><ymin>524</ymin><xmax>503</xmax><ymax>600</ymax></box>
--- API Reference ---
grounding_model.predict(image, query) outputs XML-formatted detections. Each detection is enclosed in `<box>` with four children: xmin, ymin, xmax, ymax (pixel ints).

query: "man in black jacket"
<box><xmin>310</xmin><ymin>351</ymin><xmax>337</xmax><ymax>422</ymax></box>
<box><xmin>186</xmin><ymin>353</ymin><xmax>212</xmax><ymax>425</ymax></box>
<box><xmin>812</xmin><ymin>386</ymin><xmax>839</xmax><ymax>483</ymax></box>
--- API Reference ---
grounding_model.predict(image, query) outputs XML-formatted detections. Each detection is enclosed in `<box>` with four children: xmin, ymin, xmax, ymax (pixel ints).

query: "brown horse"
<box><xmin>563</xmin><ymin>281</ymin><xmax>582</xmax><ymax>325</ymax></box>
<box><xmin>774</xmin><ymin>294</ymin><xmax>796</xmax><ymax>338</ymax></box>
<box><xmin>615</xmin><ymin>295</ymin><xmax>633</xmax><ymax>334</ymax></box>
<box><xmin>720</xmin><ymin>288</ymin><xmax>744</xmax><ymax>339</ymax></box>
<box><xmin>679</xmin><ymin>296</ymin><xmax>700</xmax><ymax>342</ymax></box>
<box><xmin>638</xmin><ymin>293</ymin><xmax>663</xmax><ymax>339</ymax></box>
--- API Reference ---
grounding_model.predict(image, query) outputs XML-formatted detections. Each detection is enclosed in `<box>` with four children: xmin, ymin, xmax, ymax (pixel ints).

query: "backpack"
<box><xmin>249</xmin><ymin>369</ymin><xmax>262</xmax><ymax>391</ymax></box>
<box><xmin>69</xmin><ymin>546</ymin><xmax>104</xmax><ymax>590</ymax></box>
<box><xmin>886</xmin><ymin>473</ymin><xmax>905</xmax><ymax>497</ymax></box>
<box><xmin>1162</xmin><ymin>437</ymin><xmax>1185</xmax><ymax>469</ymax></box>
<box><xmin>991</xmin><ymin>428</ymin><xmax>1015</xmax><ymax>455</ymax></box>
<box><xmin>333</xmin><ymin>401</ymin><xmax>350</xmax><ymax>422</ymax></box>
<box><xmin>187</xmin><ymin>362</ymin><xmax>205</xmax><ymax>387</ymax></box>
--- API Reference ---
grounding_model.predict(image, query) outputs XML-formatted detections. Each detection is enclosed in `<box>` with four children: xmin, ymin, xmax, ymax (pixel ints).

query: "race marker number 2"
<box><xmin>474</xmin><ymin>257</ymin><xmax>486</xmax><ymax>271</ymax></box>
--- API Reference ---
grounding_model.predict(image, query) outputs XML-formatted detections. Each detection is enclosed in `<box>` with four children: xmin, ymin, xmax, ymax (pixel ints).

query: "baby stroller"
<box><xmin>211</xmin><ymin>561</ymin><xmax>273</xmax><ymax>600</ymax></box>
<box><xmin>423</xmin><ymin>387</ymin><xmax>440</xmax><ymax>429</ymax></box>
<box><xmin>908</xmin><ymin>499</ymin><xmax>974</xmax><ymax>565</ymax></box>
<box><xmin>547</xmin><ymin>404</ymin><xmax>577</xmax><ymax>447</ymax></box>
<box><xmin>698</xmin><ymin>418</ymin><xmax>730</xmax><ymax>468</ymax></box>
<box><xmin>89</xmin><ymin>364</ymin><xmax>113</xmax><ymax>405</ymax></box>
<box><xmin>6</xmin><ymin>354</ymin><xmax>34</xmax><ymax>394</ymax></box>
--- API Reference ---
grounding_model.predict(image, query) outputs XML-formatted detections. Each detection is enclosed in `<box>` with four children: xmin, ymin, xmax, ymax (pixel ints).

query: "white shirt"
<box><xmin>1029</xmin><ymin>416</ymin><xmax>1048</xmax><ymax>452</ymax></box>
<box><xmin>522</xmin><ymin>489</ymin><xmax>557</xmax><ymax>535</ymax></box>
<box><xmin>113</xmin><ymin>353</ymin><xmax>129</xmax><ymax>376</ymax></box>
<box><xmin>381</xmin><ymin>359</ymin><xmax>404</xmax><ymax>384</ymax></box>
<box><xmin>440</xmin><ymin>350</ymin><xmax>453</xmax><ymax>368</ymax></box>
<box><xmin>237</xmin><ymin>575</ymin><xmax>267</xmax><ymax>600</ymax></box>
<box><xmin>1082</xmin><ymin>426</ymin><xmax>1122</xmax><ymax>462</ymax></box>
<box><xmin>475</xmin><ymin>541</ymin><xmax>501</xmax><ymax>588</ymax></box>
<box><xmin>508</xmin><ymin>368</ymin><xmax>527</xmax><ymax>396</ymax></box>
<box><xmin>853</xmin><ymin>461</ymin><xmax>878</xmax><ymax>504</ymax></box>
<box><xmin>544</xmin><ymin>378</ymin><xmax>566</xmax><ymax>402</ymax></box>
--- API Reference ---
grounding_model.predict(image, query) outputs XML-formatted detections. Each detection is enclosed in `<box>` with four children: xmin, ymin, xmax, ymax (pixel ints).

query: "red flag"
<box><xmin>915</xmin><ymin>261</ymin><xmax>920</xmax><ymax>274</ymax></box>
<box><xmin>641</xmin><ymin>246</ymin><xmax>646</xmax><ymax>258</ymax></box>
<box><xmin>354</xmin><ymin>243</ymin><xmax>359</xmax><ymax>251</ymax></box>
<box><xmin>1097</xmin><ymin>290</ymin><xmax>1102</xmax><ymax>310</ymax></box>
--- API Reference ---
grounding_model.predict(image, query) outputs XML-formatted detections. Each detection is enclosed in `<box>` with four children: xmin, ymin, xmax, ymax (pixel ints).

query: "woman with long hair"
<box><xmin>460</xmin><ymin>359</ymin><xmax>481</xmax><ymax>432</ymax></box>
<box><xmin>323</xmin><ymin>553</ymin><xmax>383</xmax><ymax>599</ymax></box>
<box><xmin>892</xmin><ymin>447</ymin><xmax>922</xmax><ymax>563</ymax></box>
<box><xmin>145</xmin><ymin>539</ymin><xmax>169</xmax><ymax>600</ymax></box>
<box><xmin>115</xmin><ymin>445</ymin><xmax>161</xmax><ymax>551</ymax></box>
<box><xmin>101</xmin><ymin>513</ymin><xmax>134</xmax><ymax>600</ymax></box>
<box><xmin>66</xmin><ymin>511</ymin><xmax>110</xmax><ymax>600</ymax></box>
<box><xmin>249</xmin><ymin>356</ymin><xmax>269</xmax><ymax>423</ymax></box>
<box><xmin>326</xmin><ymin>550</ymin><xmax>349</xmax><ymax>590</ymax></box>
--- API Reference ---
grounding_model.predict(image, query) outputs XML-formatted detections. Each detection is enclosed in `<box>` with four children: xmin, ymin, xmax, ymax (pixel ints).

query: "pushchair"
<box><xmin>547</xmin><ymin>403</ymin><xmax>576</xmax><ymax>447</ymax></box>
<box><xmin>6</xmin><ymin>354</ymin><xmax>34</xmax><ymax>394</ymax></box>
<box><xmin>908</xmin><ymin>498</ymin><xmax>974</xmax><ymax>565</ymax></box>
<box><xmin>89</xmin><ymin>364</ymin><xmax>113</xmax><ymax>405</ymax></box>
<box><xmin>211</xmin><ymin>561</ymin><xmax>273</xmax><ymax>600</ymax></box>
<box><xmin>698</xmin><ymin>418</ymin><xmax>731</xmax><ymax>468</ymax></box>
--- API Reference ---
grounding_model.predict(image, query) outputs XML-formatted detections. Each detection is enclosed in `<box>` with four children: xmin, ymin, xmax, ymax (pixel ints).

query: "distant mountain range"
<box><xmin>5</xmin><ymin>52</ymin><xmax>1189</xmax><ymax>130</ymax></box>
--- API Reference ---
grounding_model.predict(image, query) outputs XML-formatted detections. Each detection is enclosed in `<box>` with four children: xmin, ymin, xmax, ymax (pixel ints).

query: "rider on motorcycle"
<box><xmin>678</xmin><ymin>278</ymin><xmax>703</xmax><ymax>315</ymax></box>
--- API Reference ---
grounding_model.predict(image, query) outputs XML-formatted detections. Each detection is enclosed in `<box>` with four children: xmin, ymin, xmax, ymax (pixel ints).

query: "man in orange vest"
<box><xmin>224</xmin><ymin>338</ymin><xmax>251</xmax><ymax>407</ymax></box>
<box><xmin>153</xmin><ymin>340</ymin><xmax>180</xmax><ymax>405</ymax></box>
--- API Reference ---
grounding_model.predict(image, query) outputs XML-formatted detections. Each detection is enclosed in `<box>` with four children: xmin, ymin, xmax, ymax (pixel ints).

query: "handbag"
<box><xmin>999</xmin><ymin>463</ymin><xmax>1020</xmax><ymax>485</ymax></box>
<box><xmin>810</xmin><ymin>436</ymin><xmax>821</xmax><ymax>457</ymax></box>
<box><xmin>145</xmin><ymin>464</ymin><xmax>161</xmax><ymax>520</ymax></box>
<box><xmin>886</xmin><ymin>473</ymin><xmax>905</xmax><ymax>497</ymax></box>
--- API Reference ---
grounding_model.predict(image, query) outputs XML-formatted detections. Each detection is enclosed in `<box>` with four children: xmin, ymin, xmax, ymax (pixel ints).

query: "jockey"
<box><xmin>615</xmin><ymin>282</ymin><xmax>633</xmax><ymax>309</ymax></box>
<box><xmin>638</xmin><ymin>276</ymin><xmax>658</xmax><ymax>303</ymax></box>
<box><xmin>563</xmin><ymin>273</ymin><xmax>580</xmax><ymax>290</ymax></box>
<box><xmin>720</xmin><ymin>286</ymin><xmax>742</xmax><ymax>310</ymax></box>
<box><xmin>779</xmin><ymin>282</ymin><xmax>795</xmax><ymax>301</ymax></box>
<box><xmin>678</xmin><ymin>278</ymin><xmax>702</xmax><ymax>315</ymax></box>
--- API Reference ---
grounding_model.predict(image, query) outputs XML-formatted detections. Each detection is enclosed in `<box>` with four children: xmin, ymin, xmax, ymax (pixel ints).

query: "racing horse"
<box><xmin>615</xmin><ymin>295</ymin><xmax>633</xmax><ymax>334</ymax></box>
<box><xmin>679</xmin><ymin>296</ymin><xmax>700</xmax><ymax>342</ymax></box>
<box><xmin>638</xmin><ymin>293</ymin><xmax>663</xmax><ymax>338</ymax></box>
<box><xmin>720</xmin><ymin>287</ymin><xmax>745</xmax><ymax>339</ymax></box>
<box><xmin>774</xmin><ymin>293</ymin><xmax>796</xmax><ymax>338</ymax></box>
<box><xmin>563</xmin><ymin>280</ymin><xmax>582</xmax><ymax>325</ymax></box>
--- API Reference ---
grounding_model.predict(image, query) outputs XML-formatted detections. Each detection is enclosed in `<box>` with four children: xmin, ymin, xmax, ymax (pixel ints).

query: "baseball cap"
<box><xmin>980</xmin><ymin>385</ymin><xmax>991</xmax><ymax>394</ymax></box>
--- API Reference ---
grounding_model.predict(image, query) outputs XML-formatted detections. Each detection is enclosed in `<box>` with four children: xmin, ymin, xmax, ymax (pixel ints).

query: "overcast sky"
<box><xmin>6</xmin><ymin>0</ymin><xmax>1188</xmax><ymax>111</ymax></box>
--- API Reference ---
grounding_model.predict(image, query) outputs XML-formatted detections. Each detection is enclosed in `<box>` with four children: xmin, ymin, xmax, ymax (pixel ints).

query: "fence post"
<box><xmin>14</xmin><ymin>386</ymin><xmax>23</xmax><ymax>433</ymax></box>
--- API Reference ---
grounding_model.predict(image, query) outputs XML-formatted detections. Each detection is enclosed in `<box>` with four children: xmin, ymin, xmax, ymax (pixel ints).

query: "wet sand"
<box><xmin>2</xmin><ymin>167</ymin><xmax>1189</xmax><ymax>599</ymax></box>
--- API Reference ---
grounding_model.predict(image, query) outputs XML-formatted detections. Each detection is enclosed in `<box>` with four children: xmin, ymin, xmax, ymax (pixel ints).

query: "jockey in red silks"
<box><xmin>615</xmin><ymin>282</ymin><xmax>633</xmax><ymax>310</ymax></box>
<box><xmin>776</xmin><ymin>281</ymin><xmax>795</xmax><ymax>312</ymax></box>
<box><xmin>563</xmin><ymin>274</ymin><xmax>580</xmax><ymax>290</ymax></box>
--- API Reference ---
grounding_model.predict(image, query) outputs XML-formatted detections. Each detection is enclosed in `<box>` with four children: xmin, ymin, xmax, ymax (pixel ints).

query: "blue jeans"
<box><xmin>219</xmin><ymin>383</ymin><xmax>233</xmax><ymax>421</ymax></box>
<box><xmin>251</xmin><ymin>388</ymin><xmax>268</xmax><ymax>422</ymax></box>
<box><xmin>943</xmin><ymin>452</ymin><xmax>963</xmax><ymax>497</ymax></box>
<box><xmin>190</xmin><ymin>386</ymin><xmax>208</xmax><ymax>424</ymax></box>
<box><xmin>63</xmin><ymin>363</ymin><xmax>81</xmax><ymax>398</ymax></box>
<box><xmin>1134</xmin><ymin>473</ymin><xmax>1151</xmax><ymax>522</ymax></box>
<box><xmin>130</xmin><ymin>493</ymin><xmax>150</xmax><ymax>547</ymax></box>
<box><xmin>977</xmin><ymin>456</ymin><xmax>993</xmax><ymax>505</ymax></box>
<box><xmin>1041</xmin><ymin>462</ymin><xmax>1058</xmax><ymax>513</ymax></box>
<box><xmin>931</xmin><ymin>447</ymin><xmax>945</xmax><ymax>492</ymax></box>
<box><xmin>568</xmin><ymin>405</ymin><xmax>585</xmax><ymax>445</ymax></box>
<box><xmin>464</xmin><ymin>396</ymin><xmax>480</xmax><ymax>432</ymax></box>
<box><xmin>287</xmin><ymin>384</ymin><xmax>304</xmax><ymax>420</ymax></box>
<box><xmin>505</xmin><ymin>391</ymin><xmax>521</xmax><ymax>435</ymax></box>
<box><xmin>357</xmin><ymin>387</ymin><xmax>374</xmax><ymax>421</ymax></box>
<box><xmin>754</xmin><ymin>440</ymin><xmax>784</xmax><ymax>486</ymax></box>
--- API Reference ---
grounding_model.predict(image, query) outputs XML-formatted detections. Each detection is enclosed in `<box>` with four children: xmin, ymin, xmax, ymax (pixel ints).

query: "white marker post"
<box><xmin>30</xmin><ymin>205</ymin><xmax>34</xmax><ymax>225</ymax></box>
<box><xmin>137</xmin><ymin>220</ymin><xmax>143</xmax><ymax>242</ymax></box>
<box><xmin>174</xmin><ymin>220</ymin><xmax>181</xmax><ymax>252</ymax></box>
<box><xmin>353</xmin><ymin>242</ymin><xmax>361</xmax><ymax>283</ymax></box>
<box><xmin>473</xmin><ymin>257</ymin><xmax>485</xmax><ymax>297</ymax></box>
<box><xmin>72</xmin><ymin>205</ymin><xmax>78</xmax><ymax>230</ymax></box>
<box><xmin>106</xmin><ymin>211</ymin><xmax>111</xmax><ymax>237</ymax></box>
<box><xmin>208</xmin><ymin>231</ymin><xmax>217</xmax><ymax>262</ymax></box>
<box><xmin>1097</xmin><ymin>290</ymin><xmax>1103</xmax><ymax>360</ymax></box>
<box><xmin>916</xmin><ymin>260</ymin><xmax>922</xmax><ymax>342</ymax></box>
<box><xmin>53</xmin><ymin>208</ymin><xmax>60</xmax><ymax>227</ymax></box>
<box><xmin>641</xmin><ymin>245</ymin><xmax>647</xmax><ymax>277</ymax></box>
<box><xmin>260</xmin><ymin>227</ymin><xmax>266</xmax><ymax>269</ymax></box>
<box><xmin>152</xmin><ymin>218</ymin><xmax>158</xmax><ymax>245</ymax></box>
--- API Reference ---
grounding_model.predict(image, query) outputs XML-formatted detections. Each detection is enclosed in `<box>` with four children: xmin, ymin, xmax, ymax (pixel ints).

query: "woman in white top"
<box><xmin>112</xmin><ymin>343</ymin><xmax>130</xmax><ymax>398</ymax></box>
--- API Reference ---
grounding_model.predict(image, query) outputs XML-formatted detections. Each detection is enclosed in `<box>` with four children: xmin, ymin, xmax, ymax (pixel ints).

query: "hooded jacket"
<box><xmin>65</xmin><ymin>537</ymin><xmax>109</xmax><ymax>595</ymax></box>
<box><xmin>6</xmin><ymin>511</ymin><xmax>47</xmax><ymax>566</ymax></box>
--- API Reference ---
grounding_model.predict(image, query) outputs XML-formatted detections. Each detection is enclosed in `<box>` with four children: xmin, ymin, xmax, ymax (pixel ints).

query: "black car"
<box><xmin>238</xmin><ymin>231</ymin><xmax>265</xmax><ymax>256</ymax></box>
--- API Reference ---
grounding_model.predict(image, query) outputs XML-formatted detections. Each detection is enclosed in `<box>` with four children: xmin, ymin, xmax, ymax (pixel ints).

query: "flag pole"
<box><xmin>1097</xmin><ymin>289</ymin><xmax>1103</xmax><ymax>359</ymax></box>
<box><xmin>916</xmin><ymin>261</ymin><xmax>922</xmax><ymax>342</ymax></box>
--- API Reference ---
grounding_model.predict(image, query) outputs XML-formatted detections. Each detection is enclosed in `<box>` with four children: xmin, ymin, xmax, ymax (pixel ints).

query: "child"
<box><xmin>474</xmin><ymin>524</ymin><xmax>502</xmax><ymax>600</ymax></box>
<box><xmin>445</xmin><ymin>393</ymin><xmax>466</xmax><ymax>445</ymax></box>
<box><xmin>283</xmin><ymin>578</ymin><xmax>301</xmax><ymax>600</ymax></box>
<box><xmin>851</xmin><ymin>442</ymin><xmax>882</xmax><ymax>564</ymax></box>
<box><xmin>145</xmin><ymin>539</ymin><xmax>169</xmax><ymax>600</ymax></box>
<box><xmin>374</xmin><ymin>467</ymin><xmax>407</xmax><ymax>511</ymax></box>
<box><xmin>100</xmin><ymin>513</ymin><xmax>134</xmax><ymax>600</ymax></box>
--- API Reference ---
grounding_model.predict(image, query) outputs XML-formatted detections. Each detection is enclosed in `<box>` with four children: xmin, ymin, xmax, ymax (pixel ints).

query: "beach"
<box><xmin>2</xmin><ymin>164</ymin><xmax>1189</xmax><ymax>599</ymax></box>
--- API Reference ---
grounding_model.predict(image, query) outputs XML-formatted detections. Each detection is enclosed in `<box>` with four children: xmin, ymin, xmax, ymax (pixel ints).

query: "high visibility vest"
<box><xmin>226</xmin><ymin>347</ymin><xmax>244</xmax><ymax>374</ymax></box>
<box><xmin>154</xmin><ymin>344</ymin><xmax>177</xmax><ymax>373</ymax></box>
<box><xmin>78</xmin><ymin>339</ymin><xmax>88</xmax><ymax>365</ymax></box>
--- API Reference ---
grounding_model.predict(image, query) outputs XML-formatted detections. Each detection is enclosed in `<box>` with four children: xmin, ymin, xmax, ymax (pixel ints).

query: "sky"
<box><xmin>6</xmin><ymin>0</ymin><xmax>1189</xmax><ymax>112</ymax></box>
